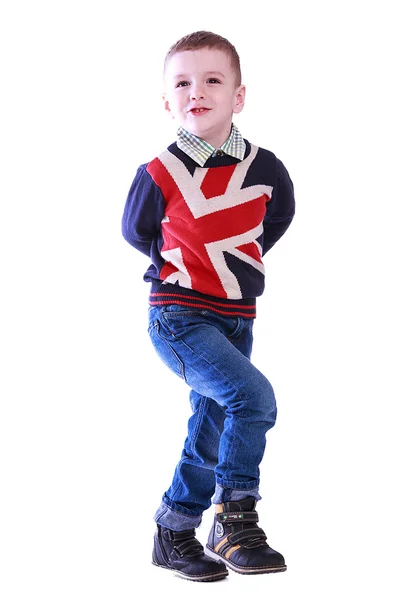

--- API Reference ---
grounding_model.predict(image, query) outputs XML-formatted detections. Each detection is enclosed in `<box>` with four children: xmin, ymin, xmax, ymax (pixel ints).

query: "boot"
<box><xmin>152</xmin><ymin>525</ymin><xmax>228</xmax><ymax>582</ymax></box>
<box><xmin>205</xmin><ymin>497</ymin><xmax>286</xmax><ymax>574</ymax></box>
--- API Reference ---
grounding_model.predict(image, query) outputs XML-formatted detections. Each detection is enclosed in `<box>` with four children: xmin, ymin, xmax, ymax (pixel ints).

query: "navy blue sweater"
<box><xmin>122</xmin><ymin>140</ymin><xmax>295</xmax><ymax>318</ymax></box>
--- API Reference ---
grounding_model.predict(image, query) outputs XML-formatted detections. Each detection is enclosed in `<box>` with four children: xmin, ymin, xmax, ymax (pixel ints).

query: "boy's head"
<box><xmin>162</xmin><ymin>31</ymin><xmax>246</xmax><ymax>148</ymax></box>
<box><xmin>164</xmin><ymin>31</ymin><xmax>242</xmax><ymax>88</ymax></box>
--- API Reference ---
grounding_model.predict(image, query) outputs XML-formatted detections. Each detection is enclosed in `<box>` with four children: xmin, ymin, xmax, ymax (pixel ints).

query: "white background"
<box><xmin>1</xmin><ymin>1</ymin><xmax>399</xmax><ymax>598</ymax></box>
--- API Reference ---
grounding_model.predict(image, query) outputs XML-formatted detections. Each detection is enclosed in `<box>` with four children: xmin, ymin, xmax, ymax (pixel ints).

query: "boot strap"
<box><xmin>174</xmin><ymin>538</ymin><xmax>204</xmax><ymax>557</ymax></box>
<box><xmin>217</xmin><ymin>510</ymin><xmax>259</xmax><ymax>524</ymax></box>
<box><xmin>229</xmin><ymin>527</ymin><xmax>267</xmax><ymax>545</ymax></box>
<box><xmin>162</xmin><ymin>528</ymin><xmax>204</xmax><ymax>557</ymax></box>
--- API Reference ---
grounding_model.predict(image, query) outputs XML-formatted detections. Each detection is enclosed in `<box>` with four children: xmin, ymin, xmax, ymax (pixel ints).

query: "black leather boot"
<box><xmin>205</xmin><ymin>497</ymin><xmax>286</xmax><ymax>574</ymax></box>
<box><xmin>152</xmin><ymin>525</ymin><xmax>228</xmax><ymax>581</ymax></box>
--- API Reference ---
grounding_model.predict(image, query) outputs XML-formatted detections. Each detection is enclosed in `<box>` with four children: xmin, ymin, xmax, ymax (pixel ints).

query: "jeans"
<box><xmin>148</xmin><ymin>304</ymin><xmax>277</xmax><ymax>531</ymax></box>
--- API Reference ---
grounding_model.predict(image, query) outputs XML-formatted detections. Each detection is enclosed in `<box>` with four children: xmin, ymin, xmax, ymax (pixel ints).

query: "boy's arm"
<box><xmin>122</xmin><ymin>164</ymin><xmax>164</xmax><ymax>257</ymax></box>
<box><xmin>262</xmin><ymin>158</ymin><xmax>295</xmax><ymax>255</ymax></box>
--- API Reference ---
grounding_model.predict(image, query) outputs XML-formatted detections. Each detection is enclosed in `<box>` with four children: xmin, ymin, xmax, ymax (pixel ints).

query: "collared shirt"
<box><xmin>176</xmin><ymin>123</ymin><xmax>246</xmax><ymax>167</ymax></box>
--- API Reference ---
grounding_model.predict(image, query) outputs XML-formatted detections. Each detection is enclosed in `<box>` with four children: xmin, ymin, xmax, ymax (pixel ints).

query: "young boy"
<box><xmin>122</xmin><ymin>31</ymin><xmax>295</xmax><ymax>582</ymax></box>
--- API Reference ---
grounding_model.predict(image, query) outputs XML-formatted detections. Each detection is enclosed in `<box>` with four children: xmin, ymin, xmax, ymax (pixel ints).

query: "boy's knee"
<box><xmin>238</xmin><ymin>373</ymin><xmax>276</xmax><ymax>422</ymax></box>
<box><xmin>258</xmin><ymin>378</ymin><xmax>276</xmax><ymax>421</ymax></box>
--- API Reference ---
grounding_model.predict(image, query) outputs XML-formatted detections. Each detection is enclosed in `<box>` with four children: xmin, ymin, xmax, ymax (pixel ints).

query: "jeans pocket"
<box><xmin>160</xmin><ymin>304</ymin><xmax>242</xmax><ymax>340</ymax></box>
<box><xmin>148</xmin><ymin>320</ymin><xmax>185</xmax><ymax>380</ymax></box>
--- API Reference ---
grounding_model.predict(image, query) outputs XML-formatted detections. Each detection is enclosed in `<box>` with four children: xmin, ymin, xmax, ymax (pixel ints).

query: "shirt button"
<box><xmin>216</xmin><ymin>149</ymin><xmax>223</xmax><ymax>156</ymax></box>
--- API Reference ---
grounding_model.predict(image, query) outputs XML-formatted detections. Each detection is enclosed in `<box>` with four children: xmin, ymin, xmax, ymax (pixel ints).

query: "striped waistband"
<box><xmin>149</xmin><ymin>289</ymin><xmax>256</xmax><ymax>319</ymax></box>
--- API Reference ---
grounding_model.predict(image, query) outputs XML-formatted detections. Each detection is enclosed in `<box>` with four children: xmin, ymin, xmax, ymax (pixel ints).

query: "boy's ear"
<box><xmin>162</xmin><ymin>93</ymin><xmax>173</xmax><ymax>117</ymax></box>
<box><xmin>233</xmin><ymin>84</ymin><xmax>246</xmax><ymax>114</ymax></box>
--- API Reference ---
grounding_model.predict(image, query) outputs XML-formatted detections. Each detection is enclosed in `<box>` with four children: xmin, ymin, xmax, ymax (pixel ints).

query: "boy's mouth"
<box><xmin>189</xmin><ymin>107</ymin><xmax>210</xmax><ymax>115</ymax></box>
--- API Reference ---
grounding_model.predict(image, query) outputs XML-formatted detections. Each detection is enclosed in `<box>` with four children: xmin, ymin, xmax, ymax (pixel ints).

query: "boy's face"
<box><xmin>163</xmin><ymin>48</ymin><xmax>245</xmax><ymax>148</ymax></box>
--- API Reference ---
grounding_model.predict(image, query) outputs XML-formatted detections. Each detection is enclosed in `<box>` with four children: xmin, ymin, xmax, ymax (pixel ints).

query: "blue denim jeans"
<box><xmin>148</xmin><ymin>304</ymin><xmax>277</xmax><ymax>531</ymax></box>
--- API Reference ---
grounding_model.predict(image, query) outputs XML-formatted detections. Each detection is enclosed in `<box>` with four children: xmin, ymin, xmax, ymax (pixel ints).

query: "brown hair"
<box><xmin>164</xmin><ymin>31</ymin><xmax>242</xmax><ymax>87</ymax></box>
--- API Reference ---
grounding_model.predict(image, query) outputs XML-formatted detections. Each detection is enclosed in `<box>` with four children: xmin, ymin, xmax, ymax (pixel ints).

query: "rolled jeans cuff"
<box><xmin>212</xmin><ymin>482</ymin><xmax>262</xmax><ymax>504</ymax></box>
<box><xmin>154</xmin><ymin>502</ymin><xmax>203</xmax><ymax>531</ymax></box>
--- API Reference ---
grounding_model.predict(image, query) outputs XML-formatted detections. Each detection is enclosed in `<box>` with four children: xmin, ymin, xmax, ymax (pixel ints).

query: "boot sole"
<box><xmin>205</xmin><ymin>545</ymin><xmax>287</xmax><ymax>575</ymax></box>
<box><xmin>152</xmin><ymin>559</ymin><xmax>229</xmax><ymax>582</ymax></box>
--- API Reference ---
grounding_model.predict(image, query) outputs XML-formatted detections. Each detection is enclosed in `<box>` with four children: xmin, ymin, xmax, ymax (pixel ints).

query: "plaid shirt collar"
<box><xmin>176</xmin><ymin>123</ymin><xmax>246</xmax><ymax>167</ymax></box>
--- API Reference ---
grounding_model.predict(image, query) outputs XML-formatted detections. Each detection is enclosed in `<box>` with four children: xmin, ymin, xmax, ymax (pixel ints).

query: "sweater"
<box><xmin>122</xmin><ymin>140</ymin><xmax>295</xmax><ymax>318</ymax></box>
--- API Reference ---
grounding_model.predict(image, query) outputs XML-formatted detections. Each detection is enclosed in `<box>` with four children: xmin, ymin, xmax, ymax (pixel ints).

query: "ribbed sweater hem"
<box><xmin>149</xmin><ymin>282</ymin><xmax>256</xmax><ymax>319</ymax></box>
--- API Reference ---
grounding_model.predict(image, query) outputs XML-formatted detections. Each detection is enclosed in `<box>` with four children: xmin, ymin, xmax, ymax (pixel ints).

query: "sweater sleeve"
<box><xmin>121</xmin><ymin>164</ymin><xmax>165</xmax><ymax>258</ymax></box>
<box><xmin>262</xmin><ymin>158</ymin><xmax>295</xmax><ymax>255</ymax></box>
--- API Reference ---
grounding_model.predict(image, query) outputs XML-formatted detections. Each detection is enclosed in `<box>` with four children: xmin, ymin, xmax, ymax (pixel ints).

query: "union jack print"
<box><xmin>147</xmin><ymin>145</ymin><xmax>273</xmax><ymax>300</ymax></box>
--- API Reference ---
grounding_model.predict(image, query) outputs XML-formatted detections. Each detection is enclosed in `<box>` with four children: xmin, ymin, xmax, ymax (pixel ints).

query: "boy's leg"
<box><xmin>148</xmin><ymin>304</ymin><xmax>275</xmax><ymax>529</ymax></box>
<box><xmin>155</xmin><ymin>392</ymin><xmax>225</xmax><ymax>524</ymax></box>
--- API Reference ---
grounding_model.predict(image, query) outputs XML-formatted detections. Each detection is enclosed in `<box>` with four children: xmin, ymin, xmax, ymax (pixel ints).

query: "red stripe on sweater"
<box><xmin>150</xmin><ymin>292</ymin><xmax>256</xmax><ymax>310</ymax></box>
<box><xmin>149</xmin><ymin>298</ymin><xmax>256</xmax><ymax>318</ymax></box>
<box><xmin>200</xmin><ymin>163</ymin><xmax>237</xmax><ymax>198</ymax></box>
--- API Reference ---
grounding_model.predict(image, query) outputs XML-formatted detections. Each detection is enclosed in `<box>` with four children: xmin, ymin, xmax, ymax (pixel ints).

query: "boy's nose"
<box><xmin>190</xmin><ymin>86</ymin><xmax>205</xmax><ymax>100</ymax></box>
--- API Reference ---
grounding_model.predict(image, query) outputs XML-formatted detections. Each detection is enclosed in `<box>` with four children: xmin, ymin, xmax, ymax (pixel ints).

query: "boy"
<box><xmin>122</xmin><ymin>31</ymin><xmax>295</xmax><ymax>581</ymax></box>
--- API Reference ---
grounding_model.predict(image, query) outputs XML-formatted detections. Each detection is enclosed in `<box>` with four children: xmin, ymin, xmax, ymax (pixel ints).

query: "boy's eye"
<box><xmin>175</xmin><ymin>78</ymin><xmax>221</xmax><ymax>88</ymax></box>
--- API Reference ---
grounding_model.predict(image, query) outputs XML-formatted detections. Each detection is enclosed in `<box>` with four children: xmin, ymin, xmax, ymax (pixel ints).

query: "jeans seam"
<box><xmin>224</xmin><ymin>389</ymin><xmax>245</xmax><ymax>476</ymax></box>
<box><xmin>150</xmin><ymin>321</ymin><xmax>186</xmax><ymax>380</ymax></box>
<box><xmin>190</xmin><ymin>395</ymin><xmax>207</xmax><ymax>457</ymax></box>
<box><xmin>169</xmin><ymin>470</ymin><xmax>183</xmax><ymax>501</ymax></box>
